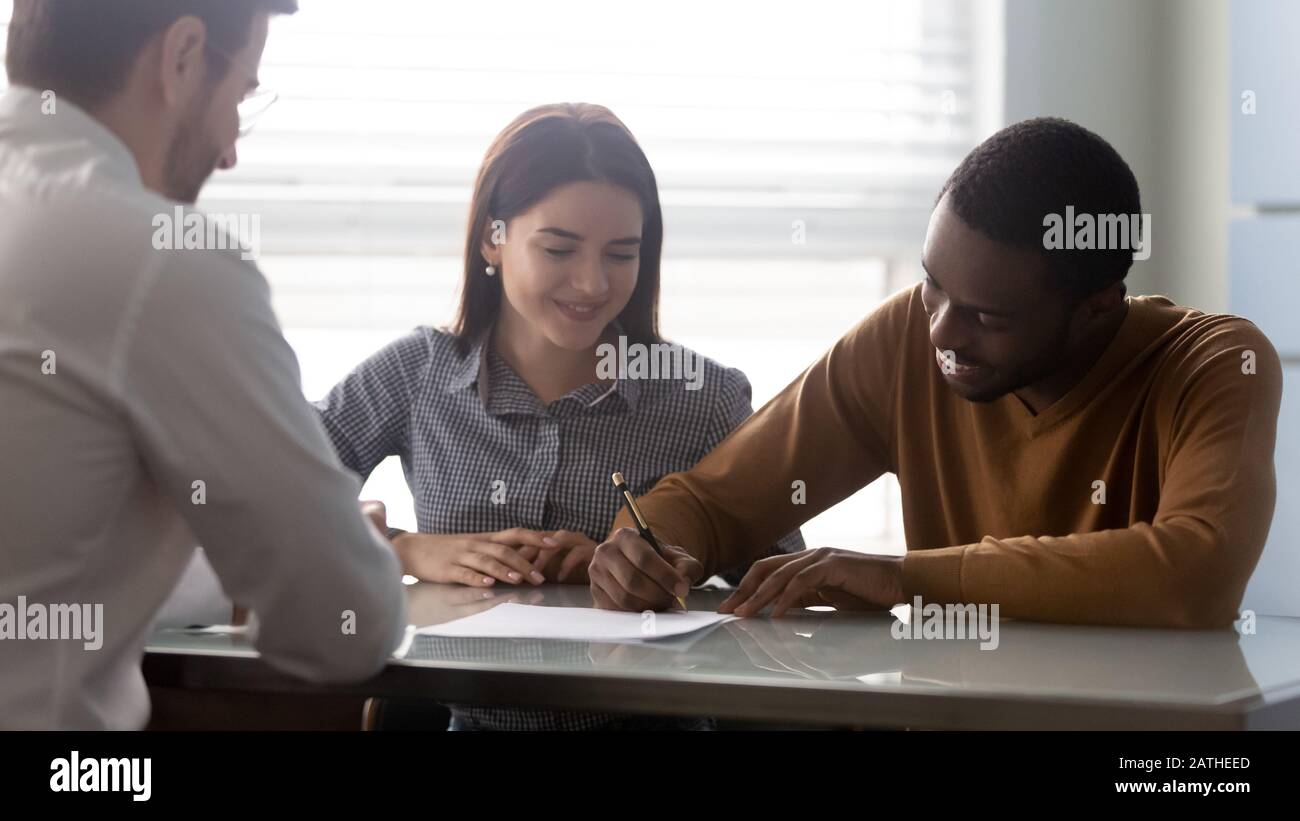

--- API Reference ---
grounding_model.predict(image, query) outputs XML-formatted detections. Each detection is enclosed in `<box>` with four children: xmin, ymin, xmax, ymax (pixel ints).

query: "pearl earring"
<box><xmin>485</xmin><ymin>264</ymin><xmax>497</xmax><ymax>277</ymax></box>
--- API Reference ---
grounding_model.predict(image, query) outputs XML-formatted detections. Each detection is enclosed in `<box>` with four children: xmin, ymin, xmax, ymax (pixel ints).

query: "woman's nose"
<box><xmin>571</xmin><ymin>254</ymin><xmax>611</xmax><ymax>297</ymax></box>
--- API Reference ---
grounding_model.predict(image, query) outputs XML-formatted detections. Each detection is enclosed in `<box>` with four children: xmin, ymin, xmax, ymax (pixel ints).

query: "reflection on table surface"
<box><xmin>148</xmin><ymin>582</ymin><xmax>1300</xmax><ymax>706</ymax></box>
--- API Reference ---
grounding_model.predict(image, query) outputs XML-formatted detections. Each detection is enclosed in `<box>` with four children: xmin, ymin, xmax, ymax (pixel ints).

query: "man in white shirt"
<box><xmin>0</xmin><ymin>0</ymin><xmax>407</xmax><ymax>729</ymax></box>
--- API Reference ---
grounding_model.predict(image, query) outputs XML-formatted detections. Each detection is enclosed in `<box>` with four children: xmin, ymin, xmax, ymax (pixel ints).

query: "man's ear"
<box><xmin>1079</xmin><ymin>280</ymin><xmax>1127</xmax><ymax>323</ymax></box>
<box><xmin>157</xmin><ymin>16</ymin><xmax>209</xmax><ymax>109</ymax></box>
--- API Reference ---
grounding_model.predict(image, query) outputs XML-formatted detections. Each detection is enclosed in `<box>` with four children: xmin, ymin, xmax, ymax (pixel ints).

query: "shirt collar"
<box><xmin>444</xmin><ymin>332</ymin><xmax>489</xmax><ymax>395</ymax></box>
<box><xmin>0</xmin><ymin>85</ymin><xmax>145</xmax><ymax>190</ymax></box>
<box><xmin>443</xmin><ymin>325</ymin><xmax>642</xmax><ymax>415</ymax></box>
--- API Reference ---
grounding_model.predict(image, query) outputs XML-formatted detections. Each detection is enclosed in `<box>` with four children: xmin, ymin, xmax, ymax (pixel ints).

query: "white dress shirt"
<box><xmin>0</xmin><ymin>86</ymin><xmax>407</xmax><ymax>729</ymax></box>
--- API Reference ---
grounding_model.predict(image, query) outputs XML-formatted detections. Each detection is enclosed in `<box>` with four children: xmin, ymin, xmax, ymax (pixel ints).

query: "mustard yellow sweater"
<box><xmin>614</xmin><ymin>284</ymin><xmax>1283</xmax><ymax>628</ymax></box>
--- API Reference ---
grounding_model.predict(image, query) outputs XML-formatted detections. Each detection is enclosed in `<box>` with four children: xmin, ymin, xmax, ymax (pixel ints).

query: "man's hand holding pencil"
<box><xmin>590</xmin><ymin>527</ymin><xmax>704</xmax><ymax>612</ymax></box>
<box><xmin>592</xmin><ymin>473</ymin><xmax>707</xmax><ymax>611</ymax></box>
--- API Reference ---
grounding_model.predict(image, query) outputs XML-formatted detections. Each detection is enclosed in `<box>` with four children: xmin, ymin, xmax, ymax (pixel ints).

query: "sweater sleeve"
<box><xmin>699</xmin><ymin>365</ymin><xmax>807</xmax><ymax>584</ymax></box>
<box><xmin>903</xmin><ymin>320</ymin><xmax>1283</xmax><ymax>628</ymax></box>
<box><xmin>611</xmin><ymin>288</ymin><xmax>911</xmax><ymax>577</ymax></box>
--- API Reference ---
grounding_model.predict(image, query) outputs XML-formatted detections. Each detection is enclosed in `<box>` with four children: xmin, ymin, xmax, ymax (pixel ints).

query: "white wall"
<box><xmin>1002</xmin><ymin>1</ymin><xmax>1300</xmax><ymax>620</ymax></box>
<box><xmin>1002</xmin><ymin>0</ymin><xmax>1230</xmax><ymax>310</ymax></box>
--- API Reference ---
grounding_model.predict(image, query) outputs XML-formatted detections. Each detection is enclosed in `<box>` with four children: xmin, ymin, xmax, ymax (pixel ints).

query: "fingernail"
<box><xmin>508</xmin><ymin>572</ymin><xmax>521</xmax><ymax>582</ymax></box>
<box><xmin>542</xmin><ymin>536</ymin><xmax>558</xmax><ymax>546</ymax></box>
<box><xmin>530</xmin><ymin>571</ymin><xmax>545</xmax><ymax>584</ymax></box>
<box><xmin>675</xmin><ymin>583</ymin><xmax>689</xmax><ymax>598</ymax></box>
<box><xmin>483</xmin><ymin>577</ymin><xmax>494</xmax><ymax>585</ymax></box>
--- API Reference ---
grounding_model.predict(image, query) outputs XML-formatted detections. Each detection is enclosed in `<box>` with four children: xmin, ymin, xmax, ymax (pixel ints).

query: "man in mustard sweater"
<box><xmin>590</xmin><ymin>117</ymin><xmax>1282</xmax><ymax>629</ymax></box>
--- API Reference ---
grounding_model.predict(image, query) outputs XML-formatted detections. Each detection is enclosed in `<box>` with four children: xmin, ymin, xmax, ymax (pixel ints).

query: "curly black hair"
<box><xmin>938</xmin><ymin>117</ymin><xmax>1142</xmax><ymax>299</ymax></box>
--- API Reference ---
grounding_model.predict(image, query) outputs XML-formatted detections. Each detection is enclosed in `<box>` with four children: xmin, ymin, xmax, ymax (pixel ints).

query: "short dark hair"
<box><xmin>6</xmin><ymin>0</ymin><xmax>298</xmax><ymax>112</ymax></box>
<box><xmin>452</xmin><ymin>103</ymin><xmax>664</xmax><ymax>354</ymax></box>
<box><xmin>938</xmin><ymin>117</ymin><xmax>1142</xmax><ymax>299</ymax></box>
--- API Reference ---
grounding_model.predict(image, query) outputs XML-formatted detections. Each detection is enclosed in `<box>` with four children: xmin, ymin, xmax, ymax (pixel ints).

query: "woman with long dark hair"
<box><xmin>315</xmin><ymin>103</ymin><xmax>802</xmax><ymax>730</ymax></box>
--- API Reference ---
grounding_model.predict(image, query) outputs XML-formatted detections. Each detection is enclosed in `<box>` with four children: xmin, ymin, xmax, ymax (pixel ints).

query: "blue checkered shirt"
<box><xmin>314</xmin><ymin>327</ymin><xmax>804</xmax><ymax>730</ymax></box>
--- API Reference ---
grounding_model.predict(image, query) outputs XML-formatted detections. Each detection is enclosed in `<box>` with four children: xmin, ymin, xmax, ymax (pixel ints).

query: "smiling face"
<box><xmin>484</xmin><ymin>180</ymin><xmax>643</xmax><ymax>352</ymax></box>
<box><xmin>920</xmin><ymin>193</ymin><xmax>1079</xmax><ymax>403</ymax></box>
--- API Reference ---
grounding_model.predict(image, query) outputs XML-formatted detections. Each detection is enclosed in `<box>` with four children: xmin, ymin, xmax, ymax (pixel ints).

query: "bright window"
<box><xmin>2</xmin><ymin>0</ymin><xmax>995</xmax><ymax>552</ymax></box>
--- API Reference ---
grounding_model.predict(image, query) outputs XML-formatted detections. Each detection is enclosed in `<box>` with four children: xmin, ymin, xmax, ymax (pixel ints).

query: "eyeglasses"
<box><xmin>236</xmin><ymin>88</ymin><xmax>279</xmax><ymax>137</ymax></box>
<box><xmin>205</xmin><ymin>43</ymin><xmax>278</xmax><ymax>138</ymax></box>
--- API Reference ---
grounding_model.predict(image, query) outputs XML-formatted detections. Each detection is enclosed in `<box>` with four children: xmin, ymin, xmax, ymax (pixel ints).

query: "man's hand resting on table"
<box><xmin>718</xmin><ymin>548</ymin><xmax>905</xmax><ymax>618</ymax></box>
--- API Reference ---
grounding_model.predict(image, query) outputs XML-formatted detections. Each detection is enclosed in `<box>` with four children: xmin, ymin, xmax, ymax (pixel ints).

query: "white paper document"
<box><xmin>414</xmin><ymin>603</ymin><xmax>735</xmax><ymax>643</ymax></box>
